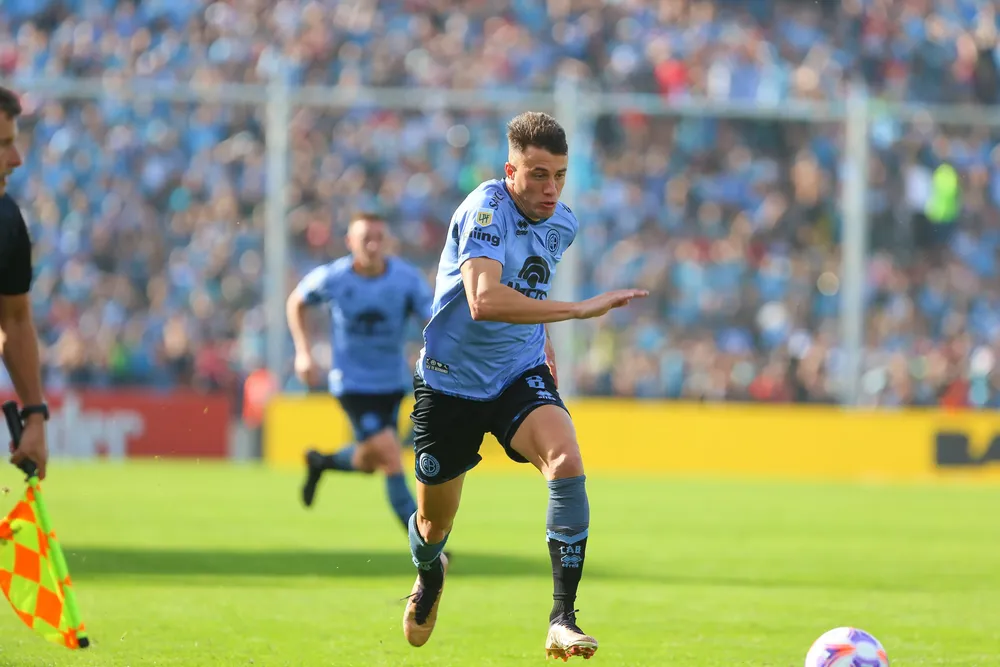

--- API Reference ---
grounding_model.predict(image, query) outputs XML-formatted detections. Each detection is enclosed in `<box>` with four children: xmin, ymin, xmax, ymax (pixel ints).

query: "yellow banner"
<box><xmin>264</xmin><ymin>394</ymin><xmax>415</xmax><ymax>468</ymax></box>
<box><xmin>263</xmin><ymin>396</ymin><xmax>1000</xmax><ymax>480</ymax></box>
<box><xmin>264</xmin><ymin>394</ymin><xmax>514</xmax><ymax>469</ymax></box>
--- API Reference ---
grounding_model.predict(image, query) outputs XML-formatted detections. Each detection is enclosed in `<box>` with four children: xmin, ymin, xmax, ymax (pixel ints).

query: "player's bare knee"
<box><xmin>357</xmin><ymin>430</ymin><xmax>398</xmax><ymax>473</ymax></box>
<box><xmin>416</xmin><ymin>498</ymin><xmax>458</xmax><ymax>534</ymax></box>
<box><xmin>377</xmin><ymin>450</ymin><xmax>404</xmax><ymax>475</ymax></box>
<box><xmin>365</xmin><ymin>430</ymin><xmax>403</xmax><ymax>475</ymax></box>
<box><xmin>541</xmin><ymin>441</ymin><xmax>584</xmax><ymax>480</ymax></box>
<box><xmin>352</xmin><ymin>445</ymin><xmax>379</xmax><ymax>474</ymax></box>
<box><xmin>416</xmin><ymin>512</ymin><xmax>452</xmax><ymax>544</ymax></box>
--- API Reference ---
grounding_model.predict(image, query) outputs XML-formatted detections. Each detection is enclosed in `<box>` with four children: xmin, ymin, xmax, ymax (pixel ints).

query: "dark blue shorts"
<box><xmin>337</xmin><ymin>391</ymin><xmax>405</xmax><ymax>443</ymax></box>
<box><xmin>409</xmin><ymin>364</ymin><xmax>568</xmax><ymax>485</ymax></box>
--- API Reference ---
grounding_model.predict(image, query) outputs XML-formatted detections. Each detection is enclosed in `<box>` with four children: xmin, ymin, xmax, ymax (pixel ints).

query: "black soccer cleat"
<box><xmin>301</xmin><ymin>449</ymin><xmax>325</xmax><ymax>508</ymax></box>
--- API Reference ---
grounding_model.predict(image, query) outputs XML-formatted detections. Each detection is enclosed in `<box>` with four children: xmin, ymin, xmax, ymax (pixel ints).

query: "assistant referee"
<box><xmin>0</xmin><ymin>85</ymin><xmax>49</xmax><ymax>480</ymax></box>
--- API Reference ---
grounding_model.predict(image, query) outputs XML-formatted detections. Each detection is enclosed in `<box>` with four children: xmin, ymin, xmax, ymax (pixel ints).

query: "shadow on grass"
<box><xmin>63</xmin><ymin>547</ymin><xmax>676</xmax><ymax>585</ymax></box>
<box><xmin>64</xmin><ymin>547</ymin><xmax>552</xmax><ymax>580</ymax></box>
<box><xmin>62</xmin><ymin>548</ymin><xmax>939</xmax><ymax>592</ymax></box>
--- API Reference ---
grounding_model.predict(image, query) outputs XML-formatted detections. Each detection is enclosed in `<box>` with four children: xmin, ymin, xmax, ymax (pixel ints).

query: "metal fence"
<box><xmin>7</xmin><ymin>74</ymin><xmax>1000</xmax><ymax>405</ymax></box>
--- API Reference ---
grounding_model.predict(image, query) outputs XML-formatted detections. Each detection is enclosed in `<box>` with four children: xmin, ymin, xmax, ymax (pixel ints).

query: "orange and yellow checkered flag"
<box><xmin>0</xmin><ymin>486</ymin><xmax>87</xmax><ymax>648</ymax></box>
<box><xmin>1</xmin><ymin>401</ymin><xmax>89</xmax><ymax>649</ymax></box>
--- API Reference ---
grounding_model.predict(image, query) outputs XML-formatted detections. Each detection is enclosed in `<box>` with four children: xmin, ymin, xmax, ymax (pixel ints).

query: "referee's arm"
<box><xmin>0</xmin><ymin>208</ymin><xmax>47</xmax><ymax>479</ymax></box>
<box><xmin>0</xmin><ymin>227</ymin><xmax>44</xmax><ymax>409</ymax></box>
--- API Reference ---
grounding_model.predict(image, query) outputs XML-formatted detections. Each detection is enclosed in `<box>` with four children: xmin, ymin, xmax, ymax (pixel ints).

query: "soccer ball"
<box><xmin>804</xmin><ymin>627</ymin><xmax>889</xmax><ymax>667</ymax></box>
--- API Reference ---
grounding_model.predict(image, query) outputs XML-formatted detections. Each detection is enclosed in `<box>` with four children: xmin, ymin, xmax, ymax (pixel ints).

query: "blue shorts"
<box><xmin>337</xmin><ymin>392</ymin><xmax>405</xmax><ymax>443</ymax></box>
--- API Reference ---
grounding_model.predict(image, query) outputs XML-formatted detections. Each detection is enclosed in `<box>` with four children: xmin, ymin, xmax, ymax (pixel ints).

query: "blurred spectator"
<box><xmin>2</xmin><ymin>0</ymin><xmax>1000</xmax><ymax>409</ymax></box>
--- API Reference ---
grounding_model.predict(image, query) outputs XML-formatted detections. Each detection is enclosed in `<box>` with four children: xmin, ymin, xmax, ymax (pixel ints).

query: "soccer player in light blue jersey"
<box><xmin>401</xmin><ymin>112</ymin><xmax>648</xmax><ymax>660</ymax></box>
<box><xmin>286</xmin><ymin>213</ymin><xmax>432</xmax><ymax>533</ymax></box>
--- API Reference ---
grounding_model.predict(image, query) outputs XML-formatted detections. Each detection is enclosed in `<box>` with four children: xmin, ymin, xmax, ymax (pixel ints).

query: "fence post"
<box><xmin>263</xmin><ymin>73</ymin><xmax>292</xmax><ymax>383</ymax></box>
<box><xmin>840</xmin><ymin>81</ymin><xmax>871</xmax><ymax>407</ymax></box>
<box><xmin>550</xmin><ymin>77</ymin><xmax>594</xmax><ymax>399</ymax></box>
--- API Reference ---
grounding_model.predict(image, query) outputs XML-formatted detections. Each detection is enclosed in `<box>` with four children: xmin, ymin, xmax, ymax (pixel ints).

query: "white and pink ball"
<box><xmin>805</xmin><ymin>627</ymin><xmax>889</xmax><ymax>667</ymax></box>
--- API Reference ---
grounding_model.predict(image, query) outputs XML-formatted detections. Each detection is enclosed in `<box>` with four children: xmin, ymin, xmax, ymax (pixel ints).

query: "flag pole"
<box><xmin>2</xmin><ymin>401</ymin><xmax>89</xmax><ymax>649</ymax></box>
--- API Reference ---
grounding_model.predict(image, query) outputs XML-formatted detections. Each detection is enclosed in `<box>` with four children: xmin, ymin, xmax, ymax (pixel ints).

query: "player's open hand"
<box><xmin>573</xmin><ymin>289</ymin><xmax>649</xmax><ymax>320</ymax></box>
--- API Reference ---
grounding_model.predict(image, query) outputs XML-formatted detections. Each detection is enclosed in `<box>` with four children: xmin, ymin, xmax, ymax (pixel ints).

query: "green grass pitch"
<box><xmin>0</xmin><ymin>461</ymin><xmax>994</xmax><ymax>666</ymax></box>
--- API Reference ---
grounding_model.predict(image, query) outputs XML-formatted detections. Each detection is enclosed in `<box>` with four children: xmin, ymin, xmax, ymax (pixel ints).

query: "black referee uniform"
<box><xmin>0</xmin><ymin>193</ymin><xmax>32</xmax><ymax>296</ymax></box>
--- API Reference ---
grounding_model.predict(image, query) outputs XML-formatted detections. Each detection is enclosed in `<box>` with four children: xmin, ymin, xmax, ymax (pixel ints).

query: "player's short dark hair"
<box><xmin>506</xmin><ymin>112</ymin><xmax>568</xmax><ymax>156</ymax></box>
<box><xmin>0</xmin><ymin>86</ymin><xmax>22</xmax><ymax>120</ymax></box>
<box><xmin>350</xmin><ymin>211</ymin><xmax>387</xmax><ymax>226</ymax></box>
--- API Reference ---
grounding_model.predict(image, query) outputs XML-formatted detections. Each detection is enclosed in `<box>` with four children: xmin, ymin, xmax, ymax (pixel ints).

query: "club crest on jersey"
<box><xmin>546</xmin><ymin>229</ymin><xmax>560</xmax><ymax>255</ymax></box>
<box><xmin>475</xmin><ymin>209</ymin><xmax>494</xmax><ymax>227</ymax></box>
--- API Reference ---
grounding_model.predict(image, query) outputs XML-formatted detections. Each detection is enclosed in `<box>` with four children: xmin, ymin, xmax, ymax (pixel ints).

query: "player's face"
<box><xmin>347</xmin><ymin>219</ymin><xmax>387</xmax><ymax>268</ymax></box>
<box><xmin>0</xmin><ymin>113</ymin><xmax>23</xmax><ymax>196</ymax></box>
<box><xmin>505</xmin><ymin>145</ymin><xmax>568</xmax><ymax>220</ymax></box>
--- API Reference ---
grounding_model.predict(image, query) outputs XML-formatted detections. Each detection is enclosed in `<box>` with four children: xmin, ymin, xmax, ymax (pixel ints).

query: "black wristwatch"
<box><xmin>20</xmin><ymin>404</ymin><xmax>50</xmax><ymax>421</ymax></box>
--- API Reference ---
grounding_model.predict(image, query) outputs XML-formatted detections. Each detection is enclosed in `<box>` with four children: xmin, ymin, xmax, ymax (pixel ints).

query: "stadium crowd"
<box><xmin>1</xmin><ymin>0</ymin><xmax>1000</xmax><ymax>408</ymax></box>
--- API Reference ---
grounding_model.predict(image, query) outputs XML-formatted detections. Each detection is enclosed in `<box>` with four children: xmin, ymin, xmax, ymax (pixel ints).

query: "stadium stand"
<box><xmin>1</xmin><ymin>0</ymin><xmax>999</xmax><ymax>407</ymax></box>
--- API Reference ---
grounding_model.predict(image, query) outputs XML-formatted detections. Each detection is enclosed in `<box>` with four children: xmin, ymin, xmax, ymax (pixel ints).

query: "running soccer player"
<box><xmin>401</xmin><ymin>112</ymin><xmax>647</xmax><ymax>660</ymax></box>
<box><xmin>287</xmin><ymin>213</ymin><xmax>432</xmax><ymax>532</ymax></box>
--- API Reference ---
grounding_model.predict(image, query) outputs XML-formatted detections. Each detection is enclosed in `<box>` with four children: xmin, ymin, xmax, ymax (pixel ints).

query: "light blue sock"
<box><xmin>386</xmin><ymin>473</ymin><xmax>417</xmax><ymax>530</ymax></box>
<box><xmin>546</xmin><ymin>475</ymin><xmax>590</xmax><ymax>539</ymax></box>
<box><xmin>407</xmin><ymin>512</ymin><xmax>448</xmax><ymax>571</ymax></box>
<box><xmin>327</xmin><ymin>445</ymin><xmax>356</xmax><ymax>472</ymax></box>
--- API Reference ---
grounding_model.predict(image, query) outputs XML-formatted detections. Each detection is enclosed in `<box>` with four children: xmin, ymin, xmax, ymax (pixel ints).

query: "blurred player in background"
<box><xmin>401</xmin><ymin>112</ymin><xmax>647</xmax><ymax>660</ymax></box>
<box><xmin>0</xmin><ymin>86</ymin><xmax>49</xmax><ymax>480</ymax></box>
<box><xmin>286</xmin><ymin>213</ymin><xmax>433</xmax><ymax>532</ymax></box>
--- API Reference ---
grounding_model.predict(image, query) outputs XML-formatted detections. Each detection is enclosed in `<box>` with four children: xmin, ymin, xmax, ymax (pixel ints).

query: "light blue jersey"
<box><xmin>295</xmin><ymin>256</ymin><xmax>433</xmax><ymax>396</ymax></box>
<box><xmin>417</xmin><ymin>179</ymin><xmax>578</xmax><ymax>400</ymax></box>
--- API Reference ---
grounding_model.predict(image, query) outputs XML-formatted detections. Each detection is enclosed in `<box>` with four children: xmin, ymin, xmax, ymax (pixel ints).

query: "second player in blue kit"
<box><xmin>287</xmin><ymin>213</ymin><xmax>433</xmax><ymax>532</ymax></box>
<box><xmin>400</xmin><ymin>112</ymin><xmax>648</xmax><ymax>660</ymax></box>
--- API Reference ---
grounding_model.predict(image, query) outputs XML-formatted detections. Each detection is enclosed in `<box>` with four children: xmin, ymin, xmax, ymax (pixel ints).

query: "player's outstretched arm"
<box><xmin>573</xmin><ymin>288</ymin><xmax>650</xmax><ymax>319</ymax></box>
<box><xmin>461</xmin><ymin>258</ymin><xmax>647</xmax><ymax>324</ymax></box>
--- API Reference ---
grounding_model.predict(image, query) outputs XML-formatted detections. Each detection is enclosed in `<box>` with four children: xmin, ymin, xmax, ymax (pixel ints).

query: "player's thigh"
<box><xmin>494</xmin><ymin>365</ymin><xmax>583</xmax><ymax>480</ymax></box>
<box><xmin>409</xmin><ymin>375</ymin><xmax>489</xmax><ymax>488</ymax></box>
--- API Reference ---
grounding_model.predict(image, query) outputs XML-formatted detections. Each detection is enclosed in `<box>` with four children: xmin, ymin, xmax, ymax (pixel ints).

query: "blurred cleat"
<box><xmin>402</xmin><ymin>552</ymin><xmax>449</xmax><ymax>647</ymax></box>
<box><xmin>545</xmin><ymin>610</ymin><xmax>597</xmax><ymax>661</ymax></box>
<box><xmin>301</xmin><ymin>449</ymin><xmax>325</xmax><ymax>508</ymax></box>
